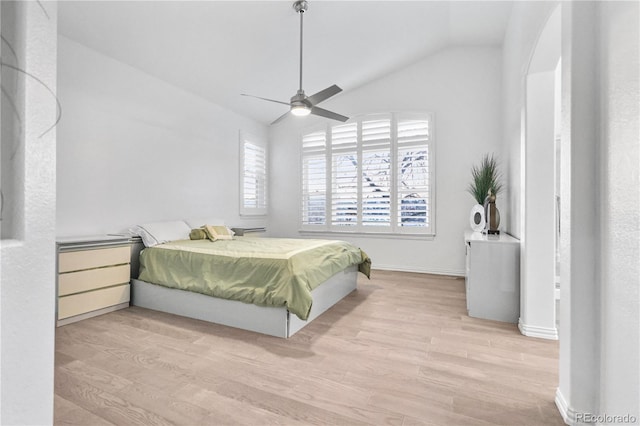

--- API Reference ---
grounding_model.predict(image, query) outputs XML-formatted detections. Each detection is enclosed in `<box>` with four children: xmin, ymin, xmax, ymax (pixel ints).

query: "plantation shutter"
<box><xmin>299</xmin><ymin>113</ymin><xmax>434</xmax><ymax>235</ymax></box>
<box><xmin>301</xmin><ymin>131</ymin><xmax>327</xmax><ymax>225</ymax></box>
<box><xmin>396</xmin><ymin>118</ymin><xmax>430</xmax><ymax>230</ymax></box>
<box><xmin>331</xmin><ymin>123</ymin><xmax>359</xmax><ymax>227</ymax></box>
<box><xmin>240</xmin><ymin>134</ymin><xmax>267</xmax><ymax>216</ymax></box>
<box><xmin>361</xmin><ymin>119</ymin><xmax>391</xmax><ymax>227</ymax></box>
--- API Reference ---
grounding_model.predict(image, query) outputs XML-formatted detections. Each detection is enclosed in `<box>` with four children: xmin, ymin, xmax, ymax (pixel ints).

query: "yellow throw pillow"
<box><xmin>203</xmin><ymin>225</ymin><xmax>233</xmax><ymax>241</ymax></box>
<box><xmin>189</xmin><ymin>228</ymin><xmax>207</xmax><ymax>240</ymax></box>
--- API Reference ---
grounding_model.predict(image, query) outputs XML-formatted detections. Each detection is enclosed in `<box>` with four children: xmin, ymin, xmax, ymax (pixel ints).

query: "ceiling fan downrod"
<box><xmin>294</xmin><ymin>0</ymin><xmax>308</xmax><ymax>93</ymax></box>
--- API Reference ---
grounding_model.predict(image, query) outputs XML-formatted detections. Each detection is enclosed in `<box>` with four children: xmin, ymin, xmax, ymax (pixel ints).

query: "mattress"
<box><xmin>138</xmin><ymin>237</ymin><xmax>370</xmax><ymax>320</ymax></box>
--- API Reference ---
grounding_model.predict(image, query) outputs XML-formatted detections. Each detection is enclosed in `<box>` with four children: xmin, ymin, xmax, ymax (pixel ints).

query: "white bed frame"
<box><xmin>131</xmin><ymin>265</ymin><xmax>358</xmax><ymax>338</ymax></box>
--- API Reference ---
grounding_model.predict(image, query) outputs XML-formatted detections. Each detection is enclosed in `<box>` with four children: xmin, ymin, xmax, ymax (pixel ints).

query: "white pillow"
<box><xmin>184</xmin><ymin>217</ymin><xmax>225</xmax><ymax>229</ymax></box>
<box><xmin>131</xmin><ymin>220</ymin><xmax>191</xmax><ymax>247</ymax></box>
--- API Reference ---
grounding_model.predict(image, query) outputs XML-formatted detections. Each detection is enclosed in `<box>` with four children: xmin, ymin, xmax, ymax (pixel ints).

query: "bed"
<box><xmin>129</xmin><ymin>219</ymin><xmax>370</xmax><ymax>338</ymax></box>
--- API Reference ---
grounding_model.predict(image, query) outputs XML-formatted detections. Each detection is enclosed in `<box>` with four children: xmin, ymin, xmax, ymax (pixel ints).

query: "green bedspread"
<box><xmin>138</xmin><ymin>238</ymin><xmax>371</xmax><ymax>320</ymax></box>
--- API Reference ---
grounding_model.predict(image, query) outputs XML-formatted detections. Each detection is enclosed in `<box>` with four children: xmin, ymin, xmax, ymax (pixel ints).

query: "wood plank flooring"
<box><xmin>54</xmin><ymin>270</ymin><xmax>563</xmax><ymax>425</ymax></box>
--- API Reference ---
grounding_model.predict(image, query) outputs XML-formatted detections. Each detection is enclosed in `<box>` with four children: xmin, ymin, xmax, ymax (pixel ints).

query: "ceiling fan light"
<box><xmin>291</xmin><ymin>104</ymin><xmax>311</xmax><ymax>116</ymax></box>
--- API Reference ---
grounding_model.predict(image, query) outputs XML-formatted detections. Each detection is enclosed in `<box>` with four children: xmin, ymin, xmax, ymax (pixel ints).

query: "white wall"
<box><xmin>57</xmin><ymin>36</ymin><xmax>268</xmax><ymax>236</ymax></box>
<box><xmin>521</xmin><ymin>70</ymin><xmax>557</xmax><ymax>339</ymax></box>
<box><xmin>517</xmin><ymin>4</ymin><xmax>561</xmax><ymax>342</ymax></box>
<box><xmin>504</xmin><ymin>1</ymin><xmax>639</xmax><ymax>423</ymax></box>
<box><xmin>269</xmin><ymin>47</ymin><xmax>503</xmax><ymax>275</ymax></box>
<box><xmin>557</xmin><ymin>2</ymin><xmax>603</xmax><ymax>421</ymax></box>
<box><xmin>0</xmin><ymin>2</ymin><xmax>57</xmax><ymax>423</ymax></box>
<box><xmin>501</xmin><ymin>1</ymin><xmax>559</xmax><ymax>238</ymax></box>
<box><xmin>598</xmin><ymin>0</ymin><xmax>639</xmax><ymax>420</ymax></box>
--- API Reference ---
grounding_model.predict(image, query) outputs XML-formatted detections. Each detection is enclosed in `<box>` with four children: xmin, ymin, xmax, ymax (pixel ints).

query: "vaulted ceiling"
<box><xmin>58</xmin><ymin>1</ymin><xmax>513</xmax><ymax>125</ymax></box>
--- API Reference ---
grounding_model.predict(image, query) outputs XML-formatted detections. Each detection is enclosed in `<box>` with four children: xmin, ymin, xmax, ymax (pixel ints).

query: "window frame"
<box><xmin>299</xmin><ymin>112</ymin><xmax>435</xmax><ymax>237</ymax></box>
<box><xmin>239</xmin><ymin>131</ymin><xmax>268</xmax><ymax>217</ymax></box>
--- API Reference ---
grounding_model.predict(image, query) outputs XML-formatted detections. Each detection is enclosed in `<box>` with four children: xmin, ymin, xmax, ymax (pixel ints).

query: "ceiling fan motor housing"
<box><xmin>291</xmin><ymin>90</ymin><xmax>311</xmax><ymax>108</ymax></box>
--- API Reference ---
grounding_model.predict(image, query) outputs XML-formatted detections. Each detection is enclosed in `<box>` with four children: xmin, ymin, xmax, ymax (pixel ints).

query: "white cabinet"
<box><xmin>464</xmin><ymin>231</ymin><xmax>520</xmax><ymax>323</ymax></box>
<box><xmin>56</xmin><ymin>236</ymin><xmax>132</xmax><ymax>326</ymax></box>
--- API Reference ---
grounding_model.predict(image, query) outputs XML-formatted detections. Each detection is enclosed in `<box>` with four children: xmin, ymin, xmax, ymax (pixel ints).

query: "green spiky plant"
<box><xmin>468</xmin><ymin>154</ymin><xmax>503</xmax><ymax>204</ymax></box>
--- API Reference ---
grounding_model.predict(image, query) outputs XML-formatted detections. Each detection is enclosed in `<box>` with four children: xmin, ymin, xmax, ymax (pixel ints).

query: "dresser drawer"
<box><xmin>58</xmin><ymin>264</ymin><xmax>130</xmax><ymax>297</ymax></box>
<box><xmin>58</xmin><ymin>284</ymin><xmax>130</xmax><ymax>320</ymax></box>
<box><xmin>59</xmin><ymin>246</ymin><xmax>130</xmax><ymax>273</ymax></box>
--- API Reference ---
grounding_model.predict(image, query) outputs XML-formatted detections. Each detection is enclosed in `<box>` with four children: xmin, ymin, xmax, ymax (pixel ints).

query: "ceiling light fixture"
<box><xmin>291</xmin><ymin>104</ymin><xmax>311</xmax><ymax>116</ymax></box>
<box><xmin>290</xmin><ymin>96</ymin><xmax>311</xmax><ymax>116</ymax></box>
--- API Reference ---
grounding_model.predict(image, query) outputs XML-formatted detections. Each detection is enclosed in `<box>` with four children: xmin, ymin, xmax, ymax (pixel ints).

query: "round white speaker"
<box><xmin>470</xmin><ymin>204</ymin><xmax>485</xmax><ymax>232</ymax></box>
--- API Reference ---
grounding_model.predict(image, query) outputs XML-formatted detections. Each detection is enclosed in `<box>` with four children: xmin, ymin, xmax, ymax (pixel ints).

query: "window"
<box><xmin>240</xmin><ymin>132</ymin><xmax>268</xmax><ymax>216</ymax></box>
<box><xmin>301</xmin><ymin>113</ymin><xmax>434</xmax><ymax>235</ymax></box>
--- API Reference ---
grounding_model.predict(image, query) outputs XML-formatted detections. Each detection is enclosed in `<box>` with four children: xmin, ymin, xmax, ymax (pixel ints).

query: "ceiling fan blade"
<box><xmin>310</xmin><ymin>106</ymin><xmax>349</xmax><ymax>122</ymax></box>
<box><xmin>307</xmin><ymin>84</ymin><xmax>342</xmax><ymax>106</ymax></box>
<box><xmin>241</xmin><ymin>94</ymin><xmax>290</xmax><ymax>106</ymax></box>
<box><xmin>270</xmin><ymin>111</ymin><xmax>290</xmax><ymax>125</ymax></box>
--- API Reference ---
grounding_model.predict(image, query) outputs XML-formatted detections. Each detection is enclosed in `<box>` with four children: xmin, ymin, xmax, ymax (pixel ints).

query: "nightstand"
<box><xmin>231</xmin><ymin>227</ymin><xmax>267</xmax><ymax>237</ymax></box>
<box><xmin>464</xmin><ymin>231</ymin><xmax>520</xmax><ymax>323</ymax></box>
<box><xmin>56</xmin><ymin>235</ymin><xmax>132</xmax><ymax>326</ymax></box>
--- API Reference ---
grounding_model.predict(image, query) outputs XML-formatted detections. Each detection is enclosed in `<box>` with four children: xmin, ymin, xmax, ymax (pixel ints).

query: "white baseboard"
<box><xmin>518</xmin><ymin>319</ymin><xmax>559</xmax><ymax>340</ymax></box>
<box><xmin>372</xmin><ymin>264</ymin><xmax>465</xmax><ymax>277</ymax></box>
<box><xmin>555</xmin><ymin>388</ymin><xmax>576</xmax><ymax>425</ymax></box>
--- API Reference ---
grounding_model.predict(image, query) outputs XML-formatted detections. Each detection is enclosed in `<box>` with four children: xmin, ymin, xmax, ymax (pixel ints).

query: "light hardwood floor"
<box><xmin>55</xmin><ymin>270</ymin><xmax>563</xmax><ymax>425</ymax></box>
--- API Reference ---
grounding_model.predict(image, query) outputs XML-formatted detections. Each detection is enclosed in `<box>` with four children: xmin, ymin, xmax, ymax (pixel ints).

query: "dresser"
<box><xmin>56</xmin><ymin>235</ymin><xmax>132</xmax><ymax>326</ymax></box>
<box><xmin>464</xmin><ymin>231</ymin><xmax>520</xmax><ymax>323</ymax></box>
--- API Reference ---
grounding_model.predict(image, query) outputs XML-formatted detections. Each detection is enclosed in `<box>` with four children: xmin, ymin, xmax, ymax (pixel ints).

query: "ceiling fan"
<box><xmin>242</xmin><ymin>0</ymin><xmax>349</xmax><ymax>125</ymax></box>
